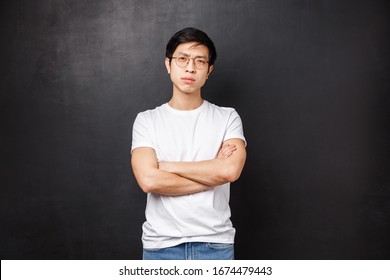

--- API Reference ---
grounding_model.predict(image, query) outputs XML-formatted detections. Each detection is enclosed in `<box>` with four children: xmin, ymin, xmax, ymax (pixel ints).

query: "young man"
<box><xmin>131</xmin><ymin>27</ymin><xmax>246</xmax><ymax>260</ymax></box>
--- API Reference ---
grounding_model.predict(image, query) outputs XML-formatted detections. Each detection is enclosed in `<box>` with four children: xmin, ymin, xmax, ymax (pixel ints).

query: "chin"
<box><xmin>178</xmin><ymin>87</ymin><xmax>199</xmax><ymax>95</ymax></box>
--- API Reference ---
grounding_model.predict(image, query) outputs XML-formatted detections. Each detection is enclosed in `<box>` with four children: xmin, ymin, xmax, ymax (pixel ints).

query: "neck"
<box><xmin>168</xmin><ymin>87</ymin><xmax>203</xmax><ymax>111</ymax></box>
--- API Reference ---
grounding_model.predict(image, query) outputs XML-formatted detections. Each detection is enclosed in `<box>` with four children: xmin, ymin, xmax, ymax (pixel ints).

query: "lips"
<box><xmin>181</xmin><ymin>77</ymin><xmax>195</xmax><ymax>83</ymax></box>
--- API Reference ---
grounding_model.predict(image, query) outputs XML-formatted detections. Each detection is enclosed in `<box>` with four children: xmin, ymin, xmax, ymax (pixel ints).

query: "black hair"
<box><xmin>165</xmin><ymin>27</ymin><xmax>217</xmax><ymax>66</ymax></box>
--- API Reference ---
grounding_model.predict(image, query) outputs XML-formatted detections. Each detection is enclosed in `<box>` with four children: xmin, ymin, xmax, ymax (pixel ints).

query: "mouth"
<box><xmin>181</xmin><ymin>77</ymin><xmax>195</xmax><ymax>83</ymax></box>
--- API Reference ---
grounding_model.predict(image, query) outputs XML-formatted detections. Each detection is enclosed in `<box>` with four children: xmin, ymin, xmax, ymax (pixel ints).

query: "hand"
<box><xmin>216</xmin><ymin>143</ymin><xmax>237</xmax><ymax>159</ymax></box>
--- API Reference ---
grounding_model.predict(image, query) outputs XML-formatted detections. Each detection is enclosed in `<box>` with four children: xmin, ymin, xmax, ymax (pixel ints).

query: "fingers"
<box><xmin>223</xmin><ymin>144</ymin><xmax>237</xmax><ymax>157</ymax></box>
<box><xmin>217</xmin><ymin>143</ymin><xmax>237</xmax><ymax>159</ymax></box>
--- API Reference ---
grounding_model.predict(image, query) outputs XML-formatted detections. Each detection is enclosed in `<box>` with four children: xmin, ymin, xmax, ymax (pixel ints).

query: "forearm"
<box><xmin>132</xmin><ymin>160</ymin><xmax>210</xmax><ymax>196</ymax></box>
<box><xmin>159</xmin><ymin>158</ymin><xmax>235</xmax><ymax>187</ymax></box>
<box><xmin>141</xmin><ymin>168</ymin><xmax>211</xmax><ymax>196</ymax></box>
<box><xmin>131</xmin><ymin>147</ymin><xmax>212</xmax><ymax>196</ymax></box>
<box><xmin>159</xmin><ymin>139</ymin><xmax>246</xmax><ymax>186</ymax></box>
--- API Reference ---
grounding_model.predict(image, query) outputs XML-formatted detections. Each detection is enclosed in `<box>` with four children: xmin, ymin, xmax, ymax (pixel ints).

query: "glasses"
<box><xmin>171</xmin><ymin>56</ymin><xmax>209</xmax><ymax>70</ymax></box>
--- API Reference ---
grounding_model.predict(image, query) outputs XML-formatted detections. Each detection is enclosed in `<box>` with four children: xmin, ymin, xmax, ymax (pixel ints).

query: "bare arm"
<box><xmin>131</xmin><ymin>147</ymin><xmax>211</xmax><ymax>196</ymax></box>
<box><xmin>159</xmin><ymin>138</ymin><xmax>246</xmax><ymax>187</ymax></box>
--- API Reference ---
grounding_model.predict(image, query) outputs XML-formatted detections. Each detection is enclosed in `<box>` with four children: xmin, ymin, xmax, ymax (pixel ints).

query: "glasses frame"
<box><xmin>171</xmin><ymin>56</ymin><xmax>209</xmax><ymax>70</ymax></box>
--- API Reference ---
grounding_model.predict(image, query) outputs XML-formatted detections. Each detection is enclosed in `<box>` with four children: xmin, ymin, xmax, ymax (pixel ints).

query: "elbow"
<box><xmin>222</xmin><ymin>156</ymin><xmax>246</xmax><ymax>183</ymax></box>
<box><xmin>226</xmin><ymin>173</ymin><xmax>241</xmax><ymax>183</ymax></box>
<box><xmin>223</xmin><ymin>167</ymin><xmax>242</xmax><ymax>183</ymax></box>
<box><xmin>137</xmin><ymin>176</ymin><xmax>155</xmax><ymax>193</ymax></box>
<box><xmin>139</xmin><ymin>184</ymin><xmax>152</xmax><ymax>194</ymax></box>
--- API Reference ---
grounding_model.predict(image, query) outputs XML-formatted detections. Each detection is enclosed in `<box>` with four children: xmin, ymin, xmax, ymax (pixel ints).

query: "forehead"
<box><xmin>173</xmin><ymin>42</ymin><xmax>209</xmax><ymax>57</ymax></box>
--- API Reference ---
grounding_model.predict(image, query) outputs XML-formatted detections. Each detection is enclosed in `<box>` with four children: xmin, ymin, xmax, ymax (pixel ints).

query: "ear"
<box><xmin>165</xmin><ymin>58</ymin><xmax>171</xmax><ymax>74</ymax></box>
<box><xmin>206</xmin><ymin>65</ymin><xmax>214</xmax><ymax>79</ymax></box>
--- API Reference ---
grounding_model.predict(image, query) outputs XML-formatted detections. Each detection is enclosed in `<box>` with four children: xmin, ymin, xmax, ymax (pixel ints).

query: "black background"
<box><xmin>1</xmin><ymin>0</ymin><xmax>389</xmax><ymax>259</ymax></box>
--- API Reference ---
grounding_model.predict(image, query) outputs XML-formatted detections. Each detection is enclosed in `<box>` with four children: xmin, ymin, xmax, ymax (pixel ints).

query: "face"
<box><xmin>165</xmin><ymin>42</ymin><xmax>213</xmax><ymax>96</ymax></box>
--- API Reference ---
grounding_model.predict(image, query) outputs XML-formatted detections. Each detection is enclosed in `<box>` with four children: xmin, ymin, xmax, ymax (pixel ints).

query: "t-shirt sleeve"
<box><xmin>131</xmin><ymin>112</ymin><xmax>155</xmax><ymax>152</ymax></box>
<box><xmin>224</xmin><ymin>109</ymin><xmax>247</xmax><ymax>146</ymax></box>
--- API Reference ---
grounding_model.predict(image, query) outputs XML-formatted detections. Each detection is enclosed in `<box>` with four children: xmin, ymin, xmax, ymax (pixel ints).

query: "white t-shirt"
<box><xmin>131</xmin><ymin>100</ymin><xmax>246</xmax><ymax>249</ymax></box>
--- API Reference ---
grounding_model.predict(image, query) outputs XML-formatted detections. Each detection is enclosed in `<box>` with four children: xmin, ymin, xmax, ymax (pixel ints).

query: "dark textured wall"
<box><xmin>1</xmin><ymin>0</ymin><xmax>389</xmax><ymax>259</ymax></box>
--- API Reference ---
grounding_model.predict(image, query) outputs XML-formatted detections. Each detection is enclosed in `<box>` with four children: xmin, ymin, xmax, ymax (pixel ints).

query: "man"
<box><xmin>131</xmin><ymin>27</ymin><xmax>246</xmax><ymax>260</ymax></box>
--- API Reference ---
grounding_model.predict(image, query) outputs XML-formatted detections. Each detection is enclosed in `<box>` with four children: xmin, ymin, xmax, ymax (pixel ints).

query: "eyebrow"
<box><xmin>177</xmin><ymin>52</ymin><xmax>208</xmax><ymax>59</ymax></box>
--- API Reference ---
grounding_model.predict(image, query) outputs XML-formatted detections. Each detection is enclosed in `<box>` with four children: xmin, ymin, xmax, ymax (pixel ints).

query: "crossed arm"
<box><xmin>131</xmin><ymin>138</ymin><xmax>246</xmax><ymax>196</ymax></box>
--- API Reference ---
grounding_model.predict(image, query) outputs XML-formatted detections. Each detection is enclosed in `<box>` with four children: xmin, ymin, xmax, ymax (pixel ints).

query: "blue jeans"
<box><xmin>143</xmin><ymin>242</ymin><xmax>234</xmax><ymax>260</ymax></box>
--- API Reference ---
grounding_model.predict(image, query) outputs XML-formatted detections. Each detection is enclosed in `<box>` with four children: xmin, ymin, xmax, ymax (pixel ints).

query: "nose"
<box><xmin>185</xmin><ymin>58</ymin><xmax>196</xmax><ymax>73</ymax></box>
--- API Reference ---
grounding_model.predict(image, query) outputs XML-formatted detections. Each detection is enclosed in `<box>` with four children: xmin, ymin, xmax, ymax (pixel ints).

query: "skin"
<box><xmin>165</xmin><ymin>42</ymin><xmax>213</xmax><ymax>110</ymax></box>
<box><xmin>131</xmin><ymin>41</ymin><xmax>246</xmax><ymax>196</ymax></box>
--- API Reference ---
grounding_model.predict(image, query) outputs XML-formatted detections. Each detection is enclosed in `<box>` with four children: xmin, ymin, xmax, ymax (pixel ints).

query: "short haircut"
<box><xmin>166</xmin><ymin>27</ymin><xmax>217</xmax><ymax>66</ymax></box>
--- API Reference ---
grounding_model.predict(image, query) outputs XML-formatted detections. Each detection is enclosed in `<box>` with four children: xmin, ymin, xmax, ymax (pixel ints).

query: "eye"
<box><xmin>195</xmin><ymin>59</ymin><xmax>206</xmax><ymax>66</ymax></box>
<box><xmin>177</xmin><ymin>56</ymin><xmax>188</xmax><ymax>63</ymax></box>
